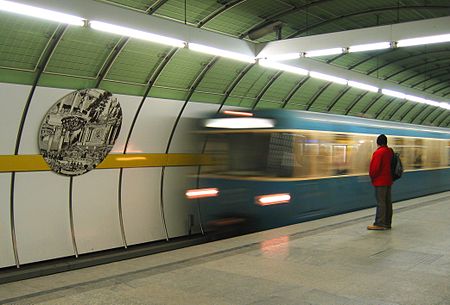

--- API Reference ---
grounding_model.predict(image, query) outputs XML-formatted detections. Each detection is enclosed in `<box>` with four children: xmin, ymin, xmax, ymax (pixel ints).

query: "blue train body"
<box><xmin>193</xmin><ymin>109</ymin><xmax>450</xmax><ymax>232</ymax></box>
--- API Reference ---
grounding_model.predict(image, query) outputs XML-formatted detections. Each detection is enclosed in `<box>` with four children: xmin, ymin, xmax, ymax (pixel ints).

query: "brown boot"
<box><xmin>367</xmin><ymin>225</ymin><xmax>388</xmax><ymax>230</ymax></box>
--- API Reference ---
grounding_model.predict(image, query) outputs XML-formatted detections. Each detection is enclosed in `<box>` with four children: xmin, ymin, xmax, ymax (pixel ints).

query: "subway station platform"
<box><xmin>1</xmin><ymin>192</ymin><xmax>449</xmax><ymax>305</ymax></box>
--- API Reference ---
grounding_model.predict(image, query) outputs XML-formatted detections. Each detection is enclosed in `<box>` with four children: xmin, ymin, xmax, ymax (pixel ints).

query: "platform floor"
<box><xmin>1</xmin><ymin>191</ymin><xmax>450</xmax><ymax>305</ymax></box>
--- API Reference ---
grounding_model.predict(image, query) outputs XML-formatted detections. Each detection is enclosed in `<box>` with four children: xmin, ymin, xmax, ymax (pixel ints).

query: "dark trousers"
<box><xmin>374</xmin><ymin>186</ymin><xmax>392</xmax><ymax>228</ymax></box>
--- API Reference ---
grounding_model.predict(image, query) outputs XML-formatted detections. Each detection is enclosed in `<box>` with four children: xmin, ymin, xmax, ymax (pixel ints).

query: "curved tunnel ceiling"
<box><xmin>0</xmin><ymin>0</ymin><xmax>449</xmax><ymax>127</ymax></box>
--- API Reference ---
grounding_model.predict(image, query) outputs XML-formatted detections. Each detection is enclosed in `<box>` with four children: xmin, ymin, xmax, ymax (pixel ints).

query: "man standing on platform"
<box><xmin>368</xmin><ymin>134</ymin><xmax>394</xmax><ymax>230</ymax></box>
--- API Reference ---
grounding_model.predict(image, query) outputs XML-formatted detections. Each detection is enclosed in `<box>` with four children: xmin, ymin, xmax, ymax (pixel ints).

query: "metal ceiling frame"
<box><xmin>347</xmin><ymin>49</ymin><xmax>398</xmax><ymax>71</ymax></box>
<box><xmin>10</xmin><ymin>23</ymin><xmax>69</xmax><ymax>268</ymax></box>
<box><xmin>239</xmin><ymin>0</ymin><xmax>335</xmax><ymax>39</ymax></box>
<box><xmin>252</xmin><ymin>70</ymin><xmax>283</xmax><ymax>109</ymax></box>
<box><xmin>374</xmin><ymin>97</ymin><xmax>396</xmax><ymax>119</ymax></box>
<box><xmin>366</xmin><ymin>50</ymin><xmax>450</xmax><ymax>75</ymax></box>
<box><xmin>197</xmin><ymin>0</ymin><xmax>248</xmax><ymax>28</ymax></box>
<box><xmin>326</xmin><ymin>87</ymin><xmax>351</xmax><ymax>112</ymax></box>
<box><xmin>409</xmin><ymin>69</ymin><xmax>450</xmax><ymax>87</ymax></box>
<box><xmin>218</xmin><ymin>63</ymin><xmax>255</xmax><ymax>112</ymax></box>
<box><xmin>383</xmin><ymin>58</ymin><xmax>450</xmax><ymax>81</ymax></box>
<box><xmin>286</xmin><ymin>5</ymin><xmax>450</xmax><ymax>39</ymax></box>
<box><xmin>281</xmin><ymin>76</ymin><xmax>309</xmax><ymax>109</ymax></box>
<box><xmin>306</xmin><ymin>83</ymin><xmax>332</xmax><ymax>111</ymax></box>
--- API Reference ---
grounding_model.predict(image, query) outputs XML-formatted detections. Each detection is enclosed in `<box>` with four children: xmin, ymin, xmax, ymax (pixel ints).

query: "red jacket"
<box><xmin>369</xmin><ymin>146</ymin><xmax>393</xmax><ymax>186</ymax></box>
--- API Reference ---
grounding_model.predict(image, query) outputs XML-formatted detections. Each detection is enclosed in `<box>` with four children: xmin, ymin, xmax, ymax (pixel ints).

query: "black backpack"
<box><xmin>391</xmin><ymin>150</ymin><xmax>403</xmax><ymax>181</ymax></box>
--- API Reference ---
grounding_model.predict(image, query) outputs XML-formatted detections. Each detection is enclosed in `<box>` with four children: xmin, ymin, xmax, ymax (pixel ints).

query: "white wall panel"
<box><xmin>163</xmin><ymin>167</ymin><xmax>200</xmax><ymax>238</ymax></box>
<box><xmin>169</xmin><ymin>102</ymin><xmax>220</xmax><ymax>153</ymax></box>
<box><xmin>121</xmin><ymin>168</ymin><xmax>166</xmax><ymax>246</ymax></box>
<box><xmin>126</xmin><ymin>97</ymin><xmax>183</xmax><ymax>153</ymax></box>
<box><xmin>0</xmin><ymin>173</ymin><xmax>15</xmax><ymax>268</ymax></box>
<box><xmin>18</xmin><ymin>87</ymin><xmax>72</xmax><ymax>154</ymax></box>
<box><xmin>72</xmin><ymin>169</ymin><xmax>123</xmax><ymax>254</ymax></box>
<box><xmin>0</xmin><ymin>83</ymin><xmax>31</xmax><ymax>154</ymax></box>
<box><xmin>14</xmin><ymin>172</ymin><xmax>73</xmax><ymax>264</ymax></box>
<box><xmin>108</xmin><ymin>94</ymin><xmax>141</xmax><ymax>154</ymax></box>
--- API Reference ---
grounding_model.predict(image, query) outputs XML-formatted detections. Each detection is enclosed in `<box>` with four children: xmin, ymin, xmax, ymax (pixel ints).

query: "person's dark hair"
<box><xmin>377</xmin><ymin>134</ymin><xmax>388</xmax><ymax>146</ymax></box>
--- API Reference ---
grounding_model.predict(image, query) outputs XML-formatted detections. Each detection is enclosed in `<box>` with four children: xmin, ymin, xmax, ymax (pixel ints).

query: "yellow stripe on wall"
<box><xmin>0</xmin><ymin>154</ymin><xmax>213</xmax><ymax>173</ymax></box>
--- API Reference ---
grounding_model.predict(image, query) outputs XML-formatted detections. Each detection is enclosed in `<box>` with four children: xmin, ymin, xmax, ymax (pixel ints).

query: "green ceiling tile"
<box><xmin>231</xmin><ymin>66</ymin><xmax>277</xmax><ymax>100</ymax></box>
<box><xmin>150</xmin><ymin>86</ymin><xmax>188</xmax><ymax>100</ymax></box>
<box><xmin>224</xmin><ymin>95</ymin><xmax>255</xmax><ymax>108</ymax></box>
<box><xmin>106</xmin><ymin>40</ymin><xmax>171</xmax><ymax>84</ymax></box>
<box><xmin>190</xmin><ymin>91</ymin><xmax>223</xmax><ymax>104</ymax></box>
<box><xmin>154</xmin><ymin>0</ymin><xmax>220</xmax><ymax>26</ymax></box>
<box><xmin>100</xmin><ymin>80</ymin><xmax>147</xmax><ymax>96</ymax></box>
<box><xmin>0</xmin><ymin>13</ymin><xmax>56</xmax><ymax>71</ymax></box>
<box><xmin>262</xmin><ymin>73</ymin><xmax>305</xmax><ymax>103</ymax></box>
<box><xmin>288</xmin><ymin>79</ymin><xmax>322</xmax><ymax>108</ymax></box>
<box><xmin>0</xmin><ymin>68</ymin><xmax>35</xmax><ymax>85</ymax></box>
<box><xmin>195</xmin><ymin>59</ymin><xmax>248</xmax><ymax>94</ymax></box>
<box><xmin>38</xmin><ymin>73</ymin><xmax>97</xmax><ymax>90</ymax></box>
<box><xmin>45</xmin><ymin>27</ymin><xmax>120</xmax><ymax>78</ymax></box>
<box><xmin>331</xmin><ymin>89</ymin><xmax>371</xmax><ymax>114</ymax></box>
<box><xmin>347</xmin><ymin>93</ymin><xmax>377</xmax><ymax>116</ymax></box>
<box><xmin>153</xmin><ymin>48</ymin><xmax>210</xmax><ymax>92</ymax></box>
<box><xmin>96</xmin><ymin>0</ymin><xmax>157</xmax><ymax>12</ymax></box>
<box><xmin>255</xmin><ymin>100</ymin><xmax>283</xmax><ymax>109</ymax></box>
<box><xmin>204</xmin><ymin>0</ymin><xmax>291</xmax><ymax>37</ymax></box>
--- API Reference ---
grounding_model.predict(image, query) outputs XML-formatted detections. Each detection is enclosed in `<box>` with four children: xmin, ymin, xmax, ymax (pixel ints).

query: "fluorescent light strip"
<box><xmin>188</xmin><ymin>43</ymin><xmax>255</xmax><ymax>63</ymax></box>
<box><xmin>381</xmin><ymin>89</ymin><xmax>406</xmax><ymax>99</ymax></box>
<box><xmin>424</xmin><ymin>100</ymin><xmax>441</xmax><ymax>107</ymax></box>
<box><xmin>397</xmin><ymin>33</ymin><xmax>450</xmax><ymax>47</ymax></box>
<box><xmin>348</xmin><ymin>81</ymin><xmax>379</xmax><ymax>93</ymax></box>
<box><xmin>0</xmin><ymin>0</ymin><xmax>84</xmax><ymax>26</ymax></box>
<box><xmin>258</xmin><ymin>59</ymin><xmax>308</xmax><ymax>75</ymax></box>
<box><xmin>262</xmin><ymin>53</ymin><xmax>301</xmax><ymax>61</ymax></box>
<box><xmin>405</xmin><ymin>94</ymin><xmax>427</xmax><ymax>104</ymax></box>
<box><xmin>90</xmin><ymin>21</ymin><xmax>186</xmax><ymax>47</ymax></box>
<box><xmin>304</xmin><ymin>48</ymin><xmax>344</xmax><ymax>57</ymax></box>
<box><xmin>348</xmin><ymin>42</ymin><xmax>391</xmax><ymax>53</ymax></box>
<box><xmin>310</xmin><ymin>71</ymin><xmax>347</xmax><ymax>85</ymax></box>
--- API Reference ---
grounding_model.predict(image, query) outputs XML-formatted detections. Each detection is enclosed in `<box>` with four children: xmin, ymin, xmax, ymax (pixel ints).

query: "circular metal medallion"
<box><xmin>38</xmin><ymin>89</ymin><xmax>122</xmax><ymax>176</ymax></box>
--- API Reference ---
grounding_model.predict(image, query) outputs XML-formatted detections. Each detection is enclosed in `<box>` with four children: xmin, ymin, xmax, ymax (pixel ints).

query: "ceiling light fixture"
<box><xmin>303</xmin><ymin>47</ymin><xmax>345</xmax><ymax>57</ymax></box>
<box><xmin>188</xmin><ymin>43</ymin><xmax>256</xmax><ymax>63</ymax></box>
<box><xmin>258</xmin><ymin>59</ymin><xmax>308</xmax><ymax>75</ymax></box>
<box><xmin>397</xmin><ymin>33</ymin><xmax>450</xmax><ymax>47</ymax></box>
<box><xmin>440</xmin><ymin>102</ymin><xmax>450</xmax><ymax>110</ymax></box>
<box><xmin>90</xmin><ymin>20</ymin><xmax>186</xmax><ymax>47</ymax></box>
<box><xmin>424</xmin><ymin>100</ymin><xmax>441</xmax><ymax>107</ymax></box>
<box><xmin>262</xmin><ymin>53</ymin><xmax>301</xmax><ymax>61</ymax></box>
<box><xmin>0</xmin><ymin>0</ymin><xmax>85</xmax><ymax>26</ymax></box>
<box><xmin>348</xmin><ymin>42</ymin><xmax>391</xmax><ymax>53</ymax></box>
<box><xmin>348</xmin><ymin>81</ymin><xmax>379</xmax><ymax>93</ymax></box>
<box><xmin>381</xmin><ymin>89</ymin><xmax>406</xmax><ymax>99</ymax></box>
<box><xmin>405</xmin><ymin>94</ymin><xmax>427</xmax><ymax>104</ymax></box>
<box><xmin>310</xmin><ymin>71</ymin><xmax>347</xmax><ymax>85</ymax></box>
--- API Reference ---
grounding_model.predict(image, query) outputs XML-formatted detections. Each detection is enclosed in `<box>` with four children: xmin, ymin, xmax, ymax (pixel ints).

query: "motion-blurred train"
<box><xmin>187</xmin><ymin>109</ymin><xmax>450</xmax><ymax>233</ymax></box>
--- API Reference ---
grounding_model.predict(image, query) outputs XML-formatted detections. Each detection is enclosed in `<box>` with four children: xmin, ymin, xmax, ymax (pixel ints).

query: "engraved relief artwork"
<box><xmin>39</xmin><ymin>89</ymin><xmax>122</xmax><ymax>176</ymax></box>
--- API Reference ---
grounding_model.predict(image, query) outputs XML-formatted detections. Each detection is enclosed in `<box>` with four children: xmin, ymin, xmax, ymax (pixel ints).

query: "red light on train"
<box><xmin>255</xmin><ymin>193</ymin><xmax>291</xmax><ymax>206</ymax></box>
<box><xmin>223</xmin><ymin>110</ymin><xmax>254</xmax><ymax>117</ymax></box>
<box><xmin>185</xmin><ymin>188</ymin><xmax>219</xmax><ymax>199</ymax></box>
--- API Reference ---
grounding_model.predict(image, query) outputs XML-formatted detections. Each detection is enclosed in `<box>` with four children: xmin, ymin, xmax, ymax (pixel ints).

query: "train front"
<box><xmin>186</xmin><ymin>110</ymin><xmax>295</xmax><ymax>234</ymax></box>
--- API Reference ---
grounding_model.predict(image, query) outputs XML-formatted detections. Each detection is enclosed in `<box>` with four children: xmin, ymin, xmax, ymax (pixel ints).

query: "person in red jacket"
<box><xmin>368</xmin><ymin>134</ymin><xmax>394</xmax><ymax>230</ymax></box>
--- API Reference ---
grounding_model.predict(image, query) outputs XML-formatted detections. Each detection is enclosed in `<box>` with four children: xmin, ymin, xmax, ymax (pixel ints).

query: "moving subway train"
<box><xmin>187</xmin><ymin>109</ymin><xmax>450</xmax><ymax>232</ymax></box>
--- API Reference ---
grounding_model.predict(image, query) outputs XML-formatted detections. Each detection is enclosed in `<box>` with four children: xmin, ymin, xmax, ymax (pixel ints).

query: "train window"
<box><xmin>448</xmin><ymin>141</ymin><xmax>450</xmax><ymax>166</ymax></box>
<box><xmin>202</xmin><ymin>132</ymin><xmax>297</xmax><ymax>178</ymax></box>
